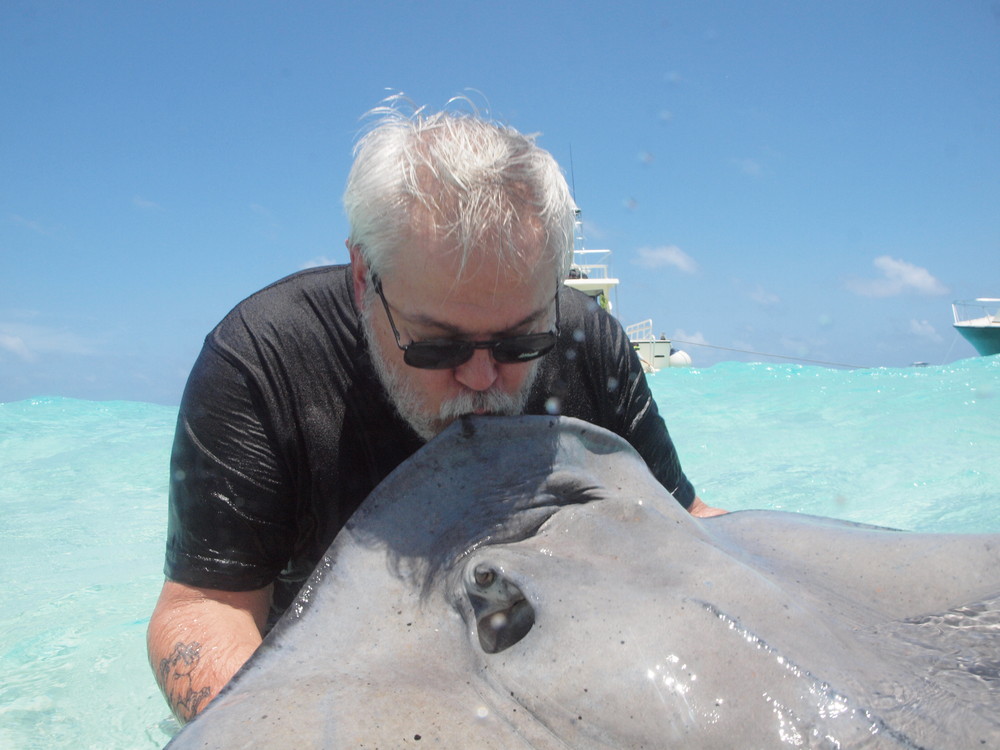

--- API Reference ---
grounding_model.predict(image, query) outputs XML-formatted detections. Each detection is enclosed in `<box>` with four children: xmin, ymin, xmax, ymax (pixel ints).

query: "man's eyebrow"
<box><xmin>405</xmin><ymin>300</ymin><xmax>552</xmax><ymax>337</ymax></box>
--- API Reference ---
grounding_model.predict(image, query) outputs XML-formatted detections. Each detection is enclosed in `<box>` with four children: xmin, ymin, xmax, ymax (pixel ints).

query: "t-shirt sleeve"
<box><xmin>589</xmin><ymin>305</ymin><xmax>697</xmax><ymax>509</ymax></box>
<box><xmin>623</xmin><ymin>381</ymin><xmax>697</xmax><ymax>509</ymax></box>
<box><xmin>164</xmin><ymin>334</ymin><xmax>297</xmax><ymax>590</ymax></box>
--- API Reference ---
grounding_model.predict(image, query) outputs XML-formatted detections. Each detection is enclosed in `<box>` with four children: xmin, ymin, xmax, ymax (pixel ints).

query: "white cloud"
<box><xmin>250</xmin><ymin>203</ymin><xmax>275</xmax><ymax>220</ymax></box>
<box><xmin>909</xmin><ymin>319</ymin><xmax>943</xmax><ymax>342</ymax></box>
<box><xmin>0</xmin><ymin>333</ymin><xmax>34</xmax><ymax>362</ymax></box>
<box><xmin>8</xmin><ymin>214</ymin><xmax>56</xmax><ymax>235</ymax></box>
<box><xmin>0</xmin><ymin>322</ymin><xmax>99</xmax><ymax>360</ymax></box>
<box><xmin>3</xmin><ymin>308</ymin><xmax>41</xmax><ymax>321</ymax></box>
<box><xmin>634</xmin><ymin>245</ymin><xmax>699</xmax><ymax>274</ymax></box>
<box><xmin>300</xmin><ymin>256</ymin><xmax>338</xmax><ymax>269</ymax></box>
<box><xmin>846</xmin><ymin>256</ymin><xmax>948</xmax><ymax>298</ymax></box>
<box><xmin>671</xmin><ymin>329</ymin><xmax>708</xmax><ymax>347</ymax></box>
<box><xmin>734</xmin><ymin>158</ymin><xmax>763</xmax><ymax>177</ymax></box>
<box><xmin>749</xmin><ymin>284</ymin><xmax>780</xmax><ymax>308</ymax></box>
<box><xmin>132</xmin><ymin>196</ymin><xmax>163</xmax><ymax>211</ymax></box>
<box><xmin>779</xmin><ymin>335</ymin><xmax>814</xmax><ymax>358</ymax></box>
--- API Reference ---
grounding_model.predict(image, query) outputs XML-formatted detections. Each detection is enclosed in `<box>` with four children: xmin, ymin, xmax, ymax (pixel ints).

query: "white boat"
<box><xmin>563</xmin><ymin>245</ymin><xmax>690</xmax><ymax>372</ymax></box>
<box><xmin>624</xmin><ymin>319</ymin><xmax>692</xmax><ymax>371</ymax></box>
<box><xmin>952</xmin><ymin>298</ymin><xmax>1000</xmax><ymax>357</ymax></box>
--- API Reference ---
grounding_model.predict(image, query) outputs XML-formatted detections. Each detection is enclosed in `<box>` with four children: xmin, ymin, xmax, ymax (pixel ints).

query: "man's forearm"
<box><xmin>147</xmin><ymin>581</ymin><xmax>271</xmax><ymax>723</ymax></box>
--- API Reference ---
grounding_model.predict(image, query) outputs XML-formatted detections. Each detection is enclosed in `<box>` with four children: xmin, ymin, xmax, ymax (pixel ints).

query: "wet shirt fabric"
<box><xmin>165</xmin><ymin>265</ymin><xmax>695</xmax><ymax>620</ymax></box>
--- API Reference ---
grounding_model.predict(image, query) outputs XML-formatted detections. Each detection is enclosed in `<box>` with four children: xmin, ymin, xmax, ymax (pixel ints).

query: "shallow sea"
<box><xmin>1</xmin><ymin>356</ymin><xmax>997</xmax><ymax>749</ymax></box>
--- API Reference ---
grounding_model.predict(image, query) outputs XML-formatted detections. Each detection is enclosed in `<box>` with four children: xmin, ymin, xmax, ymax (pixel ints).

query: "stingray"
<box><xmin>167</xmin><ymin>415</ymin><xmax>999</xmax><ymax>749</ymax></box>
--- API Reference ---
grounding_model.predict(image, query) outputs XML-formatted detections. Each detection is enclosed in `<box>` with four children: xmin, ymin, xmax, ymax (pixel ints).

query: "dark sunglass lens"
<box><xmin>492</xmin><ymin>334</ymin><xmax>558</xmax><ymax>364</ymax></box>
<box><xmin>403</xmin><ymin>333</ymin><xmax>557</xmax><ymax>369</ymax></box>
<box><xmin>404</xmin><ymin>341</ymin><xmax>474</xmax><ymax>370</ymax></box>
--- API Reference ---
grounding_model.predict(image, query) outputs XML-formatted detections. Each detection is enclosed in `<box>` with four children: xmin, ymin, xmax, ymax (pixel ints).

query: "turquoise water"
<box><xmin>1</xmin><ymin>356</ymin><xmax>997</xmax><ymax>749</ymax></box>
<box><xmin>661</xmin><ymin>357</ymin><xmax>999</xmax><ymax>533</ymax></box>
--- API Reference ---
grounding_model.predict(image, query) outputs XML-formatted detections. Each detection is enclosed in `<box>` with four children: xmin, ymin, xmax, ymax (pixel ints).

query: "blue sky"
<box><xmin>2</xmin><ymin>0</ymin><xmax>998</xmax><ymax>404</ymax></box>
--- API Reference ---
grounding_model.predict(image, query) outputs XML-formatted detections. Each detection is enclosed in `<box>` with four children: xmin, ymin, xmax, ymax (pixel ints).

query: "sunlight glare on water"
<box><xmin>0</xmin><ymin>356</ymin><xmax>997</xmax><ymax>748</ymax></box>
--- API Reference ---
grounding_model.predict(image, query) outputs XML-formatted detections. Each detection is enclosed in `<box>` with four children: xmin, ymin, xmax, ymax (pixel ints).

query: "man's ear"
<box><xmin>347</xmin><ymin>241</ymin><xmax>368</xmax><ymax>308</ymax></box>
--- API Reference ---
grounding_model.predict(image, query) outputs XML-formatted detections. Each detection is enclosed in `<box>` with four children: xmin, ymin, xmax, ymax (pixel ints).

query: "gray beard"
<box><xmin>361</xmin><ymin>306</ymin><xmax>540</xmax><ymax>442</ymax></box>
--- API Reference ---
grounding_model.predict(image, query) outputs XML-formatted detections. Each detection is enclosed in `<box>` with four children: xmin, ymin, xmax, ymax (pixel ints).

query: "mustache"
<box><xmin>438</xmin><ymin>388</ymin><xmax>521</xmax><ymax>422</ymax></box>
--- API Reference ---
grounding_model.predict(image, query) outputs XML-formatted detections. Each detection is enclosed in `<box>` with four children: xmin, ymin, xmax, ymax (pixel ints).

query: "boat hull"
<box><xmin>954</xmin><ymin>324</ymin><xmax>1000</xmax><ymax>356</ymax></box>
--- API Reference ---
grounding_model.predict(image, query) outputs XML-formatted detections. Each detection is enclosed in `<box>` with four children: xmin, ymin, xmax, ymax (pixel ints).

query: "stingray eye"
<box><xmin>464</xmin><ymin>560</ymin><xmax>535</xmax><ymax>654</ymax></box>
<box><xmin>473</xmin><ymin>565</ymin><xmax>496</xmax><ymax>587</ymax></box>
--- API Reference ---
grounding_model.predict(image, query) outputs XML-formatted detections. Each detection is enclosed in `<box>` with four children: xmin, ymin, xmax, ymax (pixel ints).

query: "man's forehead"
<box><xmin>377</xmin><ymin>250</ymin><xmax>555</xmax><ymax>340</ymax></box>
<box><xmin>400</xmin><ymin>201</ymin><xmax>552</xmax><ymax>272</ymax></box>
<box><xmin>390</xmin><ymin>225</ymin><xmax>556</xmax><ymax>290</ymax></box>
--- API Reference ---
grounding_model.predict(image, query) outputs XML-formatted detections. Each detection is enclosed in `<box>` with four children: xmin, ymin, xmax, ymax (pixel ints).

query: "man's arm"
<box><xmin>147</xmin><ymin>580</ymin><xmax>272</xmax><ymax>723</ymax></box>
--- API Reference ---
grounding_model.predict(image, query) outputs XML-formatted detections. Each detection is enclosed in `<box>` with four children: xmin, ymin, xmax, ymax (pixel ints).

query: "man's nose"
<box><xmin>453</xmin><ymin>348</ymin><xmax>499</xmax><ymax>391</ymax></box>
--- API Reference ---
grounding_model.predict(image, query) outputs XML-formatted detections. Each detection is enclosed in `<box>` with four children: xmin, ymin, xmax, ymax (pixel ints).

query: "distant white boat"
<box><xmin>952</xmin><ymin>298</ymin><xmax>1000</xmax><ymax>357</ymax></box>
<box><xmin>625</xmin><ymin>318</ymin><xmax>692</xmax><ymax>371</ymax></box>
<box><xmin>563</xmin><ymin>246</ymin><xmax>691</xmax><ymax>373</ymax></box>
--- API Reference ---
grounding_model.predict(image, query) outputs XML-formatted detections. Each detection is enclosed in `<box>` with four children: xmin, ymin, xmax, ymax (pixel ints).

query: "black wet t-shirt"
<box><xmin>165</xmin><ymin>265</ymin><xmax>695</xmax><ymax>619</ymax></box>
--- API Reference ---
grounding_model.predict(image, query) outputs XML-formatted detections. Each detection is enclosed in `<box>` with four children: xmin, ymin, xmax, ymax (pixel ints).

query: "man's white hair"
<box><xmin>344</xmin><ymin>95</ymin><xmax>576</xmax><ymax>281</ymax></box>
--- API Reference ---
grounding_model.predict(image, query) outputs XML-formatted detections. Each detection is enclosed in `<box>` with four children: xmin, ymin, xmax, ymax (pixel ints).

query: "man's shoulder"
<box><xmin>557</xmin><ymin>285</ymin><xmax>626</xmax><ymax>349</ymax></box>
<box><xmin>214</xmin><ymin>264</ymin><xmax>355</xmax><ymax>334</ymax></box>
<box><xmin>234</xmin><ymin>264</ymin><xmax>352</xmax><ymax>313</ymax></box>
<box><xmin>528</xmin><ymin>284</ymin><xmax>637</xmax><ymax>412</ymax></box>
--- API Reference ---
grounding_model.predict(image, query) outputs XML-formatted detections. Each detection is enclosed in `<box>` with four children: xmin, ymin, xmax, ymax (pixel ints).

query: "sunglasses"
<box><xmin>371</xmin><ymin>273</ymin><xmax>561</xmax><ymax>370</ymax></box>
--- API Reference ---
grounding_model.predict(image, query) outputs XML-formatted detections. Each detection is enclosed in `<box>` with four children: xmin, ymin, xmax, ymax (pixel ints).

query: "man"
<box><xmin>148</xmin><ymin>101</ymin><xmax>723</xmax><ymax>723</ymax></box>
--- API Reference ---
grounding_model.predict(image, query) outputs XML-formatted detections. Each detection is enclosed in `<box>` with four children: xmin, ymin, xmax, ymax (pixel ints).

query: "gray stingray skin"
<box><xmin>168</xmin><ymin>415</ymin><xmax>999</xmax><ymax>749</ymax></box>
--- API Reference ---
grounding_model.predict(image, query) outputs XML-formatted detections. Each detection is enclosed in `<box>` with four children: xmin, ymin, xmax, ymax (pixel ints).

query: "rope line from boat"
<box><xmin>668</xmin><ymin>339</ymin><xmax>871</xmax><ymax>370</ymax></box>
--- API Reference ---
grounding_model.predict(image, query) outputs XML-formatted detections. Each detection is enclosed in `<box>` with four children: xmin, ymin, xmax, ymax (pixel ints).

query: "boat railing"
<box><xmin>625</xmin><ymin>319</ymin><xmax>654</xmax><ymax>342</ymax></box>
<box><xmin>569</xmin><ymin>249</ymin><xmax>613</xmax><ymax>280</ymax></box>
<box><xmin>952</xmin><ymin>299</ymin><xmax>1000</xmax><ymax>327</ymax></box>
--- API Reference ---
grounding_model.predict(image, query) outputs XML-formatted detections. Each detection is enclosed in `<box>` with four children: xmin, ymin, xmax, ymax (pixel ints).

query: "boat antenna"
<box><xmin>568</xmin><ymin>144</ymin><xmax>577</xmax><ymax>201</ymax></box>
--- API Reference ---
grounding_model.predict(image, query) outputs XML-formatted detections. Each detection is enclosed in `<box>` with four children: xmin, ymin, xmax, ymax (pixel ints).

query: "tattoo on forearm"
<box><xmin>158</xmin><ymin>641</ymin><xmax>213</xmax><ymax>722</ymax></box>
